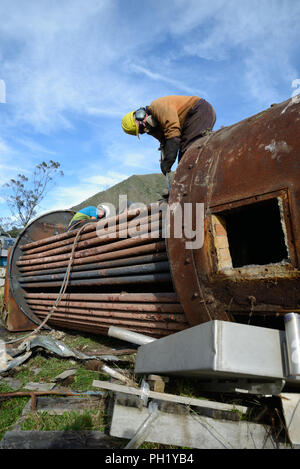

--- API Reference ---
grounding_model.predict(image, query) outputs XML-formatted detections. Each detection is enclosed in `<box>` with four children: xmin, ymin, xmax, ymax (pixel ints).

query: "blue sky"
<box><xmin>0</xmin><ymin>0</ymin><xmax>299</xmax><ymax>221</ymax></box>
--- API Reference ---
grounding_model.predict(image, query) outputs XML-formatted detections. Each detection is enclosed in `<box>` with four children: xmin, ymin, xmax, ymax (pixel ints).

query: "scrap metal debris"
<box><xmin>0</xmin><ymin>351</ymin><xmax>32</xmax><ymax>373</ymax></box>
<box><xmin>0</xmin><ymin>334</ymin><xmax>126</xmax><ymax>374</ymax></box>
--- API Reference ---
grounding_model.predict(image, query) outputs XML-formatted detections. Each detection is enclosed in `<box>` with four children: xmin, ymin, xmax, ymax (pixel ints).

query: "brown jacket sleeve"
<box><xmin>148</xmin><ymin>96</ymin><xmax>201</xmax><ymax>140</ymax></box>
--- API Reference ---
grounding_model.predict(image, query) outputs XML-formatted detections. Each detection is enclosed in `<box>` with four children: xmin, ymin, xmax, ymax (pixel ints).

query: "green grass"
<box><xmin>0</xmin><ymin>326</ymin><xmax>262</xmax><ymax>448</ymax></box>
<box><xmin>21</xmin><ymin>409</ymin><xmax>106</xmax><ymax>432</ymax></box>
<box><xmin>9</xmin><ymin>355</ymin><xmax>80</xmax><ymax>386</ymax></box>
<box><xmin>0</xmin><ymin>382</ymin><xmax>28</xmax><ymax>440</ymax></box>
<box><xmin>0</xmin><ymin>325</ymin><xmax>125</xmax><ymax>442</ymax></box>
<box><xmin>72</xmin><ymin>368</ymin><xmax>109</xmax><ymax>391</ymax></box>
<box><xmin>62</xmin><ymin>328</ymin><xmax>133</xmax><ymax>353</ymax></box>
<box><xmin>0</xmin><ymin>332</ymin><xmax>111</xmax><ymax>440</ymax></box>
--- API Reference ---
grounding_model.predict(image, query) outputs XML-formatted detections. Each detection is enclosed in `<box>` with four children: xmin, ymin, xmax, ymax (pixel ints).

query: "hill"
<box><xmin>71</xmin><ymin>172</ymin><xmax>173</xmax><ymax>212</ymax></box>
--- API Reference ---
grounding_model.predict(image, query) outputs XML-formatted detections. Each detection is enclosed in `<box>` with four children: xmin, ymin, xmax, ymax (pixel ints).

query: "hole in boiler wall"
<box><xmin>214</xmin><ymin>198</ymin><xmax>289</xmax><ymax>269</ymax></box>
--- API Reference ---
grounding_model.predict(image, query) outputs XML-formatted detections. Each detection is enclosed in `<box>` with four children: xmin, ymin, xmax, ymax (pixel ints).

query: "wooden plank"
<box><xmin>21</xmin><ymin>396</ymin><xmax>103</xmax><ymax>416</ymax></box>
<box><xmin>92</xmin><ymin>379</ymin><xmax>248</xmax><ymax>414</ymax></box>
<box><xmin>110</xmin><ymin>402</ymin><xmax>280</xmax><ymax>449</ymax></box>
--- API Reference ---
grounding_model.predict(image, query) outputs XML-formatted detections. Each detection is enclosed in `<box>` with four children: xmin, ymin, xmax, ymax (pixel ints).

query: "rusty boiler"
<box><xmin>4</xmin><ymin>96</ymin><xmax>300</xmax><ymax>337</ymax></box>
<box><xmin>6</xmin><ymin>205</ymin><xmax>188</xmax><ymax>337</ymax></box>
<box><xmin>168</xmin><ymin>96</ymin><xmax>300</xmax><ymax>327</ymax></box>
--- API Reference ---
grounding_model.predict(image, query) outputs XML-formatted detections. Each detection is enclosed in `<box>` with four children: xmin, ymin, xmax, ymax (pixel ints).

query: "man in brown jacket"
<box><xmin>121</xmin><ymin>96</ymin><xmax>216</xmax><ymax>175</ymax></box>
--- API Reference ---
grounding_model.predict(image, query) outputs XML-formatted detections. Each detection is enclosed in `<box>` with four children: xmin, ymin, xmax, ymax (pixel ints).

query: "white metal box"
<box><xmin>135</xmin><ymin>321</ymin><xmax>296</xmax><ymax>385</ymax></box>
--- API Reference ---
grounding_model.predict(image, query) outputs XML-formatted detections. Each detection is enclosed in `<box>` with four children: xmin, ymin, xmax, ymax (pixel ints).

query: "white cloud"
<box><xmin>83</xmin><ymin>171</ymin><xmax>130</xmax><ymax>187</ymax></box>
<box><xmin>0</xmin><ymin>139</ymin><xmax>30</xmax><ymax>185</ymax></box>
<box><xmin>172</xmin><ymin>1</ymin><xmax>300</xmax><ymax>108</ymax></box>
<box><xmin>16</xmin><ymin>138</ymin><xmax>56</xmax><ymax>155</ymax></box>
<box><xmin>42</xmin><ymin>169</ymin><xmax>132</xmax><ymax>213</ymax></box>
<box><xmin>37</xmin><ymin>185</ymin><xmax>99</xmax><ymax>214</ymax></box>
<box><xmin>0</xmin><ymin>0</ymin><xmax>299</xmax><ymax>226</ymax></box>
<box><xmin>100</xmin><ymin>136</ymin><xmax>161</xmax><ymax>172</ymax></box>
<box><xmin>51</xmin><ymin>185</ymin><xmax>99</xmax><ymax>209</ymax></box>
<box><xmin>0</xmin><ymin>138</ymin><xmax>12</xmax><ymax>155</ymax></box>
<box><xmin>0</xmin><ymin>0</ymin><xmax>169</xmax><ymax>133</ymax></box>
<box><xmin>130</xmin><ymin>65</ymin><xmax>199</xmax><ymax>96</ymax></box>
<box><xmin>0</xmin><ymin>0</ymin><xmax>299</xmax><ymax>136</ymax></box>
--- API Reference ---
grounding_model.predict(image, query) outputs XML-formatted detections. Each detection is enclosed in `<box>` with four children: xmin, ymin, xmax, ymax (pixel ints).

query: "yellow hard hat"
<box><xmin>121</xmin><ymin>111</ymin><xmax>139</xmax><ymax>137</ymax></box>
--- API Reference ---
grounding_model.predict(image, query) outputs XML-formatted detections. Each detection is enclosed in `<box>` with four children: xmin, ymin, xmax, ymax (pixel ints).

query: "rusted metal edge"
<box><xmin>7</xmin><ymin>210</ymin><xmax>75</xmax><ymax>328</ymax></box>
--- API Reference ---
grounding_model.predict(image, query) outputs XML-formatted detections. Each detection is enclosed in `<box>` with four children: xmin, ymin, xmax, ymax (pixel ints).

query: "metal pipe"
<box><xmin>31</xmin><ymin>309</ymin><xmax>185</xmax><ymax>331</ymax></box>
<box><xmin>28</xmin><ymin>305</ymin><xmax>186</xmax><ymax>323</ymax></box>
<box><xmin>26</xmin><ymin>299</ymin><xmax>184</xmax><ymax>313</ymax></box>
<box><xmin>108</xmin><ymin>326</ymin><xmax>156</xmax><ymax>345</ymax></box>
<box><xmin>29</xmin><ymin>311</ymin><xmax>186</xmax><ymax>327</ymax></box>
<box><xmin>20</xmin><ymin>204</ymin><xmax>160</xmax><ymax>252</ymax></box>
<box><xmin>19</xmin><ymin>241</ymin><xmax>166</xmax><ymax>272</ymax></box>
<box><xmin>20</xmin><ymin>272</ymin><xmax>172</xmax><ymax>289</ymax></box>
<box><xmin>20</xmin><ymin>252</ymin><xmax>168</xmax><ymax>277</ymax></box>
<box><xmin>19</xmin><ymin>219</ymin><xmax>162</xmax><ymax>262</ymax></box>
<box><xmin>31</xmin><ymin>307</ymin><xmax>186</xmax><ymax>326</ymax></box>
<box><xmin>30</xmin><ymin>316</ymin><xmax>168</xmax><ymax>337</ymax></box>
<box><xmin>100</xmin><ymin>364</ymin><xmax>135</xmax><ymax>386</ymax></box>
<box><xmin>24</xmin><ymin>292</ymin><xmax>179</xmax><ymax>303</ymax></box>
<box><xmin>284</xmin><ymin>313</ymin><xmax>300</xmax><ymax>377</ymax></box>
<box><xmin>8</xmin><ymin>202</ymin><xmax>181</xmax><ymax>337</ymax></box>
<box><xmin>22</xmin><ymin>213</ymin><xmax>162</xmax><ymax>260</ymax></box>
<box><xmin>16</xmin><ymin>232</ymin><xmax>163</xmax><ymax>267</ymax></box>
<box><xmin>22</xmin><ymin>208</ymin><xmax>157</xmax><ymax>255</ymax></box>
<box><xmin>19</xmin><ymin>261</ymin><xmax>170</xmax><ymax>284</ymax></box>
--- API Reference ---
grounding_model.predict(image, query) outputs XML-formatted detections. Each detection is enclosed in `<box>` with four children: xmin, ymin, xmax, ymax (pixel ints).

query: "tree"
<box><xmin>0</xmin><ymin>217</ymin><xmax>22</xmax><ymax>237</ymax></box>
<box><xmin>3</xmin><ymin>160</ymin><xmax>64</xmax><ymax>228</ymax></box>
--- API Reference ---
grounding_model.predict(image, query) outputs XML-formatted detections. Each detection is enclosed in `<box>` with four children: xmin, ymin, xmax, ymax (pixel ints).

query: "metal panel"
<box><xmin>135</xmin><ymin>320</ymin><xmax>300</xmax><ymax>386</ymax></box>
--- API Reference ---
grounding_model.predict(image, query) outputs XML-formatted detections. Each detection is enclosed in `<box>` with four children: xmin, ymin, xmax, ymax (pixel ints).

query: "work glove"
<box><xmin>160</xmin><ymin>137</ymin><xmax>181</xmax><ymax>175</ymax></box>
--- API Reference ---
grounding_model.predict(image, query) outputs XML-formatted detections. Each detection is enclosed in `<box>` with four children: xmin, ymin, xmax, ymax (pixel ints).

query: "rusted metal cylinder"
<box><xmin>168</xmin><ymin>96</ymin><xmax>300</xmax><ymax>327</ymax></box>
<box><xmin>7</xmin><ymin>203</ymin><xmax>187</xmax><ymax>337</ymax></box>
<box><xmin>7</xmin><ymin>210</ymin><xmax>76</xmax><ymax>329</ymax></box>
